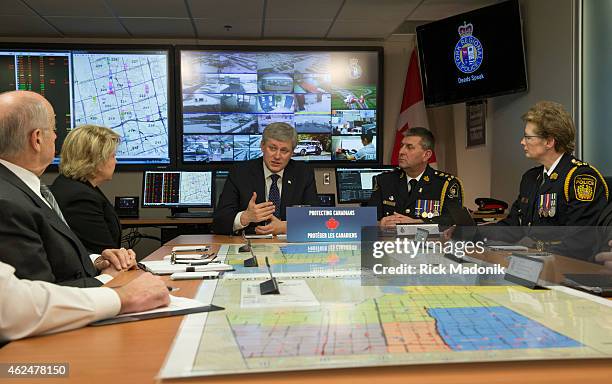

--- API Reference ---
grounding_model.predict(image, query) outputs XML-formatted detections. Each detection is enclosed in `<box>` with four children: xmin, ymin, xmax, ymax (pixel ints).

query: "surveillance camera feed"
<box><xmin>180</xmin><ymin>49</ymin><xmax>379</xmax><ymax>163</ymax></box>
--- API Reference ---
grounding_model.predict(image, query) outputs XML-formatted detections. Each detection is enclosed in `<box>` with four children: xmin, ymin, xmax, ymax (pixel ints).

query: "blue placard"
<box><xmin>286</xmin><ymin>207</ymin><xmax>377</xmax><ymax>242</ymax></box>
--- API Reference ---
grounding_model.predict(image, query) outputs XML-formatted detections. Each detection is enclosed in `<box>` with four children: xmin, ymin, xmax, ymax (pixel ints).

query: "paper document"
<box><xmin>172</xmin><ymin>245</ymin><xmax>210</xmax><ymax>252</ymax></box>
<box><xmin>240</xmin><ymin>280</ymin><xmax>319</xmax><ymax>308</ymax></box>
<box><xmin>90</xmin><ymin>295</ymin><xmax>224</xmax><ymax>326</ymax></box>
<box><xmin>140</xmin><ymin>260</ymin><xmax>232</xmax><ymax>275</ymax></box>
<box><xmin>487</xmin><ymin>245</ymin><xmax>529</xmax><ymax>251</ymax></box>
<box><xmin>117</xmin><ymin>295</ymin><xmax>206</xmax><ymax>318</ymax></box>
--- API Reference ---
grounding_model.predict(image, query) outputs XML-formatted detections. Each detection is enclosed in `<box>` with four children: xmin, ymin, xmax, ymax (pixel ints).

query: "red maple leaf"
<box><xmin>326</xmin><ymin>217</ymin><xmax>339</xmax><ymax>230</ymax></box>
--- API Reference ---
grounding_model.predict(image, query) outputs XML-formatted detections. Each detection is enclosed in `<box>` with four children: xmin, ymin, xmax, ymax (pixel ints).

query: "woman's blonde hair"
<box><xmin>59</xmin><ymin>124</ymin><xmax>120</xmax><ymax>182</ymax></box>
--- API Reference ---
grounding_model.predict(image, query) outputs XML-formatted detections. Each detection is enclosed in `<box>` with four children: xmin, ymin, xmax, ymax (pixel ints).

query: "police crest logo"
<box><xmin>574</xmin><ymin>175</ymin><xmax>596</xmax><ymax>201</ymax></box>
<box><xmin>453</xmin><ymin>22</ymin><xmax>483</xmax><ymax>74</ymax></box>
<box><xmin>448</xmin><ymin>184</ymin><xmax>459</xmax><ymax>198</ymax></box>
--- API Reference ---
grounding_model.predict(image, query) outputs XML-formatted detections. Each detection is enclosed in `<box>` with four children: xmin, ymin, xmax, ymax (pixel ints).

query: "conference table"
<box><xmin>1</xmin><ymin>234</ymin><xmax>611</xmax><ymax>384</ymax></box>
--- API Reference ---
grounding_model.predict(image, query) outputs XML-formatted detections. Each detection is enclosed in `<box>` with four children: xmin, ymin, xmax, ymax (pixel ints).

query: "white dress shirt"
<box><xmin>406</xmin><ymin>169</ymin><xmax>425</xmax><ymax>192</ymax></box>
<box><xmin>0</xmin><ymin>261</ymin><xmax>120</xmax><ymax>342</ymax></box>
<box><xmin>233</xmin><ymin>164</ymin><xmax>285</xmax><ymax>231</ymax></box>
<box><xmin>544</xmin><ymin>153</ymin><xmax>564</xmax><ymax>177</ymax></box>
<box><xmin>0</xmin><ymin>159</ymin><xmax>111</xmax><ymax>283</ymax></box>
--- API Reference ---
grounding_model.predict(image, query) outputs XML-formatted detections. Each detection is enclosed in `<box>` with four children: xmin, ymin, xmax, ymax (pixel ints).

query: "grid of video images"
<box><xmin>180</xmin><ymin>50</ymin><xmax>379</xmax><ymax>163</ymax></box>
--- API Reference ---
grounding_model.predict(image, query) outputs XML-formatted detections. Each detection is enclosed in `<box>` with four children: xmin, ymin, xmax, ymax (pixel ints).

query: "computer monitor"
<box><xmin>177</xmin><ymin>46</ymin><xmax>382</xmax><ymax>165</ymax></box>
<box><xmin>335</xmin><ymin>167</ymin><xmax>394</xmax><ymax>204</ymax></box>
<box><xmin>142</xmin><ymin>171</ymin><xmax>213</xmax><ymax>217</ymax></box>
<box><xmin>0</xmin><ymin>45</ymin><xmax>174</xmax><ymax>168</ymax></box>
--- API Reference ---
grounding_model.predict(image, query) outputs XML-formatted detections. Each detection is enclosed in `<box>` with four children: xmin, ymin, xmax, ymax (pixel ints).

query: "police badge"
<box><xmin>574</xmin><ymin>174</ymin><xmax>596</xmax><ymax>202</ymax></box>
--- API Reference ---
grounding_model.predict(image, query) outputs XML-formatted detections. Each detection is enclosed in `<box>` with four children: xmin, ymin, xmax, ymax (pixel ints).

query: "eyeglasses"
<box><xmin>522</xmin><ymin>134</ymin><xmax>543</xmax><ymax>140</ymax></box>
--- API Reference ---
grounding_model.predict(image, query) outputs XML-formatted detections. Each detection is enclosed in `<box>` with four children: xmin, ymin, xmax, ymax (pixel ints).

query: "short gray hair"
<box><xmin>0</xmin><ymin>91</ymin><xmax>51</xmax><ymax>157</ymax></box>
<box><xmin>262</xmin><ymin>122</ymin><xmax>297</xmax><ymax>148</ymax></box>
<box><xmin>404</xmin><ymin>127</ymin><xmax>435</xmax><ymax>151</ymax></box>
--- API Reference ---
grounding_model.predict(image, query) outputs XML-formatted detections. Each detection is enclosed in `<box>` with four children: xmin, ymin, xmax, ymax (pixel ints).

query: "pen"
<box><xmin>166</xmin><ymin>286</ymin><xmax>180</xmax><ymax>292</ymax></box>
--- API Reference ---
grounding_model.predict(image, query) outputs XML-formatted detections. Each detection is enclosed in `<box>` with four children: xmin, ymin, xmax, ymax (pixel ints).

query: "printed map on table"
<box><xmin>161</xmin><ymin>262</ymin><xmax>612</xmax><ymax>379</ymax></box>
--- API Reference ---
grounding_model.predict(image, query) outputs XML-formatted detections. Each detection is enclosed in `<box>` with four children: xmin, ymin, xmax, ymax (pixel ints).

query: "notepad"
<box><xmin>90</xmin><ymin>295</ymin><xmax>224</xmax><ymax>326</ymax></box>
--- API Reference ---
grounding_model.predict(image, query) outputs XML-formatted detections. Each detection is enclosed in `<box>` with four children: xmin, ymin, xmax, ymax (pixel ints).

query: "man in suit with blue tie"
<box><xmin>213</xmin><ymin>122</ymin><xmax>318</xmax><ymax>235</ymax></box>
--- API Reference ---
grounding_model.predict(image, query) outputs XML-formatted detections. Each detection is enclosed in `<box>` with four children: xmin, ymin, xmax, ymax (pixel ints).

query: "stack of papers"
<box><xmin>140</xmin><ymin>260</ymin><xmax>233</xmax><ymax>275</ymax></box>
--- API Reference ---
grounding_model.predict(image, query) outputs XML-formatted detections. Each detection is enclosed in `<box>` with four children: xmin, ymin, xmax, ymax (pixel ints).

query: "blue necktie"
<box><xmin>269</xmin><ymin>174</ymin><xmax>281</xmax><ymax>219</ymax></box>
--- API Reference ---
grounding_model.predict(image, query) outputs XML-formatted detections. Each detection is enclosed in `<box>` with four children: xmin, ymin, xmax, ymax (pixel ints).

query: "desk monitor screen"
<box><xmin>142</xmin><ymin>171</ymin><xmax>213</xmax><ymax>216</ymax></box>
<box><xmin>335</xmin><ymin>167</ymin><xmax>393</xmax><ymax>204</ymax></box>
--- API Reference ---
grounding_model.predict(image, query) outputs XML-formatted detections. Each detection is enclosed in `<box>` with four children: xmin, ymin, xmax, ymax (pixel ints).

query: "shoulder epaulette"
<box><xmin>439</xmin><ymin>174</ymin><xmax>464</xmax><ymax>210</ymax></box>
<box><xmin>564</xmin><ymin>161</ymin><xmax>609</xmax><ymax>201</ymax></box>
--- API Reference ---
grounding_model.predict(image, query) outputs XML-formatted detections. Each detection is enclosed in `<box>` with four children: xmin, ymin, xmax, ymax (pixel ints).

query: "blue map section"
<box><xmin>427</xmin><ymin>306</ymin><xmax>581</xmax><ymax>351</ymax></box>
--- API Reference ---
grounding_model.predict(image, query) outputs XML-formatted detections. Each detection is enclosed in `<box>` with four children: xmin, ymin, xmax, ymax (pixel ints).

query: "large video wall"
<box><xmin>178</xmin><ymin>48</ymin><xmax>381</xmax><ymax>165</ymax></box>
<box><xmin>0</xmin><ymin>45</ymin><xmax>382</xmax><ymax>168</ymax></box>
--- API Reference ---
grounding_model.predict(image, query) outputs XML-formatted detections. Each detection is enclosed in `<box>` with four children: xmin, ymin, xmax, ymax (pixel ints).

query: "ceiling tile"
<box><xmin>187</xmin><ymin>0</ymin><xmax>265</xmax><ymax>19</ymax></box>
<box><xmin>104</xmin><ymin>0</ymin><xmax>189</xmax><ymax>18</ymax></box>
<box><xmin>194</xmin><ymin>18</ymin><xmax>261</xmax><ymax>39</ymax></box>
<box><xmin>2</xmin><ymin>0</ymin><xmax>37</xmax><ymax>16</ymax></box>
<box><xmin>23</xmin><ymin>0</ymin><xmax>113</xmax><ymax>17</ymax></box>
<box><xmin>45</xmin><ymin>17</ymin><xmax>128</xmax><ymax>37</ymax></box>
<box><xmin>338</xmin><ymin>0</ymin><xmax>419</xmax><ymax>21</ymax></box>
<box><xmin>121</xmin><ymin>17</ymin><xmax>195</xmax><ymax>38</ymax></box>
<box><xmin>0</xmin><ymin>15</ymin><xmax>60</xmax><ymax>37</ymax></box>
<box><xmin>409</xmin><ymin>0</ymin><xmax>498</xmax><ymax>20</ymax></box>
<box><xmin>266</xmin><ymin>0</ymin><xmax>343</xmax><ymax>19</ymax></box>
<box><xmin>327</xmin><ymin>20</ymin><xmax>394</xmax><ymax>39</ymax></box>
<box><xmin>264</xmin><ymin>19</ymin><xmax>332</xmax><ymax>38</ymax></box>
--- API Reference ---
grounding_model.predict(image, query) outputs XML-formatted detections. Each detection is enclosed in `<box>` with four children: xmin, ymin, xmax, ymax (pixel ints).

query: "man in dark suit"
<box><xmin>213</xmin><ymin>122</ymin><xmax>318</xmax><ymax>235</ymax></box>
<box><xmin>0</xmin><ymin>90</ymin><xmax>134</xmax><ymax>287</ymax></box>
<box><xmin>368</xmin><ymin>127</ymin><xmax>463</xmax><ymax>226</ymax></box>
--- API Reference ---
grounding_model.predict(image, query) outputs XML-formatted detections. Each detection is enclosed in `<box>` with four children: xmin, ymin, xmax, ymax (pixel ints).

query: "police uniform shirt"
<box><xmin>368</xmin><ymin>165</ymin><xmax>464</xmax><ymax>225</ymax></box>
<box><xmin>498</xmin><ymin>153</ymin><xmax>609</xmax><ymax>227</ymax></box>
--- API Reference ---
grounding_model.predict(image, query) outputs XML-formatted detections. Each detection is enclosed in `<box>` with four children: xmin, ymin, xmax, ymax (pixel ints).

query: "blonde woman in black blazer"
<box><xmin>51</xmin><ymin>125</ymin><xmax>121</xmax><ymax>254</ymax></box>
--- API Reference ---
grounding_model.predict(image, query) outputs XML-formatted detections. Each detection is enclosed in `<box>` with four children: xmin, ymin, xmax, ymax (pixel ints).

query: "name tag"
<box><xmin>383</xmin><ymin>200</ymin><xmax>396</xmax><ymax>207</ymax></box>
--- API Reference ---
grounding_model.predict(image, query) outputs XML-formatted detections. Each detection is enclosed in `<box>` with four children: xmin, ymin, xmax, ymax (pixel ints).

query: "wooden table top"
<box><xmin>1</xmin><ymin>235</ymin><xmax>610</xmax><ymax>384</ymax></box>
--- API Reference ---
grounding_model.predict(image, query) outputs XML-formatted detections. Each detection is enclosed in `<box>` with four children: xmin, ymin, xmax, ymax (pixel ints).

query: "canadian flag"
<box><xmin>390</xmin><ymin>47</ymin><xmax>436</xmax><ymax>165</ymax></box>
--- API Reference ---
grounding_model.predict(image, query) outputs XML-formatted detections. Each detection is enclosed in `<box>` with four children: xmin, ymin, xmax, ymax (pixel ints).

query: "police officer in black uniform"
<box><xmin>368</xmin><ymin>127</ymin><xmax>463</xmax><ymax>226</ymax></box>
<box><xmin>482</xmin><ymin>101</ymin><xmax>609</xmax><ymax>260</ymax></box>
<box><xmin>497</xmin><ymin>101</ymin><xmax>608</xmax><ymax>228</ymax></box>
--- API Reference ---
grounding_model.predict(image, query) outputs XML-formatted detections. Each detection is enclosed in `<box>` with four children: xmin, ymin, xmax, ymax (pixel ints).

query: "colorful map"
<box><xmin>160</xmin><ymin>244</ymin><xmax>612</xmax><ymax>379</ymax></box>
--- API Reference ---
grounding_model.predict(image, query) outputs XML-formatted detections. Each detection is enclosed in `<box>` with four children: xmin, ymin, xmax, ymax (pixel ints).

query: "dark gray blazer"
<box><xmin>0</xmin><ymin>164</ymin><xmax>101</xmax><ymax>287</ymax></box>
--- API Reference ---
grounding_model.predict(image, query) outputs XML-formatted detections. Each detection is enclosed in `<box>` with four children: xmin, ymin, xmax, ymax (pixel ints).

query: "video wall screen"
<box><xmin>178</xmin><ymin>47</ymin><xmax>382</xmax><ymax>165</ymax></box>
<box><xmin>0</xmin><ymin>46</ymin><xmax>173</xmax><ymax>167</ymax></box>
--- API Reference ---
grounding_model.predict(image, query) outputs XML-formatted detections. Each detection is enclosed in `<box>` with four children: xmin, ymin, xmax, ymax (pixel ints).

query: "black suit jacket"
<box><xmin>0</xmin><ymin>164</ymin><xmax>101</xmax><ymax>287</ymax></box>
<box><xmin>484</xmin><ymin>154</ymin><xmax>609</xmax><ymax>260</ymax></box>
<box><xmin>498</xmin><ymin>154</ymin><xmax>608</xmax><ymax>227</ymax></box>
<box><xmin>213</xmin><ymin>158</ymin><xmax>318</xmax><ymax>235</ymax></box>
<box><xmin>50</xmin><ymin>174</ymin><xmax>121</xmax><ymax>254</ymax></box>
<box><xmin>368</xmin><ymin>165</ymin><xmax>463</xmax><ymax>225</ymax></box>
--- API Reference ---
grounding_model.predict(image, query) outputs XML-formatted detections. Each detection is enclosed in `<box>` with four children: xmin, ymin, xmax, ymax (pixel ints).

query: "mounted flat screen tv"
<box><xmin>176</xmin><ymin>46</ymin><xmax>382</xmax><ymax>166</ymax></box>
<box><xmin>0</xmin><ymin>45</ymin><xmax>174</xmax><ymax>168</ymax></box>
<box><xmin>416</xmin><ymin>0</ymin><xmax>527</xmax><ymax>107</ymax></box>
